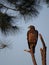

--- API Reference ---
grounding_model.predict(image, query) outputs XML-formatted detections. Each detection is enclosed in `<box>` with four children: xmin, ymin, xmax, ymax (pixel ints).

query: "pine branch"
<box><xmin>0</xmin><ymin>3</ymin><xmax>16</xmax><ymax>11</ymax></box>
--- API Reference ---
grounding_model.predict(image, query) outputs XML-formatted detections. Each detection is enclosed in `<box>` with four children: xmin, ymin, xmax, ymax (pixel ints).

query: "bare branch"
<box><xmin>39</xmin><ymin>34</ymin><xmax>47</xmax><ymax>65</ymax></box>
<box><xmin>39</xmin><ymin>34</ymin><xmax>46</xmax><ymax>48</ymax></box>
<box><xmin>24</xmin><ymin>49</ymin><xmax>30</xmax><ymax>53</ymax></box>
<box><xmin>24</xmin><ymin>48</ymin><xmax>37</xmax><ymax>65</ymax></box>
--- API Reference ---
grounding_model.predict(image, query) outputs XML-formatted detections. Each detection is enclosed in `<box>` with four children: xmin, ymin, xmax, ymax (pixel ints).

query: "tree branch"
<box><xmin>0</xmin><ymin>3</ymin><xmax>16</xmax><ymax>11</ymax></box>
<box><xmin>24</xmin><ymin>48</ymin><xmax>37</xmax><ymax>65</ymax></box>
<box><xmin>39</xmin><ymin>34</ymin><xmax>47</xmax><ymax>65</ymax></box>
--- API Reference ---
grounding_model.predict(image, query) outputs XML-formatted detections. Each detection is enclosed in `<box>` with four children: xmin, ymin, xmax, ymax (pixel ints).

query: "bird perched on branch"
<box><xmin>27</xmin><ymin>25</ymin><xmax>38</xmax><ymax>53</ymax></box>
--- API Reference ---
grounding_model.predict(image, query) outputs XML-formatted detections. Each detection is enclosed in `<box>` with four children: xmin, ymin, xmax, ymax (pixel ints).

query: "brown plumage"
<box><xmin>27</xmin><ymin>25</ymin><xmax>38</xmax><ymax>53</ymax></box>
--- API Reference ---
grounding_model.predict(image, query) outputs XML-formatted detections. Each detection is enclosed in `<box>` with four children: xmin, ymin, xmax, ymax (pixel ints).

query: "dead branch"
<box><xmin>39</xmin><ymin>34</ymin><xmax>47</xmax><ymax>65</ymax></box>
<box><xmin>24</xmin><ymin>48</ymin><xmax>37</xmax><ymax>65</ymax></box>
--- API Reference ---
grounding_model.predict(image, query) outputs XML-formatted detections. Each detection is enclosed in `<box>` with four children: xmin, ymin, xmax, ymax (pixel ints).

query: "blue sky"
<box><xmin>0</xmin><ymin>2</ymin><xmax>49</xmax><ymax>65</ymax></box>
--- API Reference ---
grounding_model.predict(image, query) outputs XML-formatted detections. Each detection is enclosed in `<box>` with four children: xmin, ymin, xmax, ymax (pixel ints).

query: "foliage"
<box><xmin>7</xmin><ymin>0</ymin><xmax>17</xmax><ymax>4</ymax></box>
<box><xmin>7</xmin><ymin>0</ymin><xmax>40</xmax><ymax>16</ymax></box>
<box><xmin>0</xmin><ymin>12</ymin><xmax>18</xmax><ymax>34</ymax></box>
<box><xmin>46</xmin><ymin>0</ymin><xmax>49</xmax><ymax>6</ymax></box>
<box><xmin>15</xmin><ymin>0</ymin><xmax>40</xmax><ymax>16</ymax></box>
<box><xmin>0</xmin><ymin>0</ymin><xmax>49</xmax><ymax>35</ymax></box>
<box><xmin>46</xmin><ymin>0</ymin><xmax>49</xmax><ymax>3</ymax></box>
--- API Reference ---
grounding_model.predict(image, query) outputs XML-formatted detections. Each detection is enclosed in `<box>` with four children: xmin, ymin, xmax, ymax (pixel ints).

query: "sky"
<box><xmin>0</xmin><ymin>1</ymin><xmax>49</xmax><ymax>65</ymax></box>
